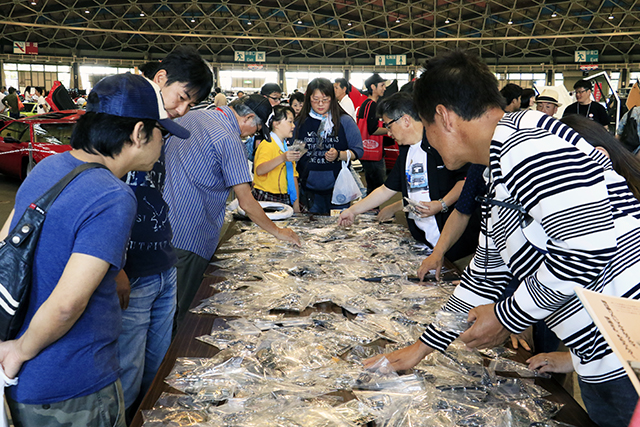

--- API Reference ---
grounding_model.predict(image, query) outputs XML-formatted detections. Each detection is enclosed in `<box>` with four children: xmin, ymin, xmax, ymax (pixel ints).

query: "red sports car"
<box><xmin>0</xmin><ymin>110</ymin><xmax>84</xmax><ymax>180</ymax></box>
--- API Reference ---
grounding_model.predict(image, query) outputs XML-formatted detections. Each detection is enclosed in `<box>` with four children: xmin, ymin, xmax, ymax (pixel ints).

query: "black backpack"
<box><xmin>620</xmin><ymin>106</ymin><xmax>640</xmax><ymax>154</ymax></box>
<box><xmin>0</xmin><ymin>162</ymin><xmax>106</xmax><ymax>341</ymax></box>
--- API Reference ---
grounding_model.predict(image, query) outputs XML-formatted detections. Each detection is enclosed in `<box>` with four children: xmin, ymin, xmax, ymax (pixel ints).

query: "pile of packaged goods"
<box><xmin>142</xmin><ymin>215</ymin><xmax>573</xmax><ymax>427</ymax></box>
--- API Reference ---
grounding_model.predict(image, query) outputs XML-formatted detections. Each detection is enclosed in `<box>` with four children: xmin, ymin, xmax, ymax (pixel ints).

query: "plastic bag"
<box><xmin>332</xmin><ymin>151</ymin><xmax>362</xmax><ymax>205</ymax></box>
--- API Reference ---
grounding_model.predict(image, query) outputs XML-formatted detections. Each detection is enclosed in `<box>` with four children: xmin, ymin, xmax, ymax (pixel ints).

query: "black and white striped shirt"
<box><xmin>421</xmin><ymin>110</ymin><xmax>640</xmax><ymax>384</ymax></box>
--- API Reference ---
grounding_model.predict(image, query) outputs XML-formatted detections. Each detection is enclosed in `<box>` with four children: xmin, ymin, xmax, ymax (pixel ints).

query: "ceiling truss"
<box><xmin>0</xmin><ymin>0</ymin><xmax>638</xmax><ymax>65</ymax></box>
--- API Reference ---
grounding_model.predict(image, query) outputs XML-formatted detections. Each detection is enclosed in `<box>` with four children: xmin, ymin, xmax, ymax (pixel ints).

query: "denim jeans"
<box><xmin>118</xmin><ymin>267</ymin><xmax>177</xmax><ymax>410</ymax></box>
<box><xmin>306</xmin><ymin>191</ymin><xmax>349</xmax><ymax>214</ymax></box>
<box><xmin>579</xmin><ymin>375</ymin><xmax>638</xmax><ymax>427</ymax></box>
<box><xmin>8</xmin><ymin>379</ymin><xmax>125</xmax><ymax>427</ymax></box>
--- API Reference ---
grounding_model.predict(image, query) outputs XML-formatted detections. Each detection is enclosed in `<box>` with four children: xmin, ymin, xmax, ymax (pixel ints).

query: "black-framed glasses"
<box><xmin>155</xmin><ymin>124</ymin><xmax>170</xmax><ymax>139</ymax></box>
<box><xmin>268</xmin><ymin>95</ymin><xmax>282</xmax><ymax>102</ymax></box>
<box><xmin>383</xmin><ymin>117</ymin><xmax>400</xmax><ymax>129</ymax></box>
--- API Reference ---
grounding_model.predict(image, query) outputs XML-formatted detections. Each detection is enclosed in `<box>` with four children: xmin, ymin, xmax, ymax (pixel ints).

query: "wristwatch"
<box><xmin>438</xmin><ymin>198</ymin><xmax>449</xmax><ymax>213</ymax></box>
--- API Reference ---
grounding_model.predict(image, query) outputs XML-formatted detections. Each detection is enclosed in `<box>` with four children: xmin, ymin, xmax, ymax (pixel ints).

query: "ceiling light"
<box><xmin>348</xmin><ymin>22</ymin><xmax>352</xmax><ymax>26</ymax></box>
<box><xmin>31</xmin><ymin>1</ymin><xmax>36</xmax><ymax>4</ymax></box>
<box><xmin>395</xmin><ymin>18</ymin><xmax>400</xmax><ymax>23</ymax></box>
<box><xmin>508</xmin><ymin>20</ymin><xmax>513</xmax><ymax>24</ymax></box>
<box><xmin>247</xmin><ymin>21</ymin><xmax>252</xmax><ymax>25</ymax></box>
<box><xmin>297</xmin><ymin>19</ymin><xmax>302</xmax><ymax>24</ymax></box>
<box><xmin>85</xmin><ymin>10</ymin><xmax>90</xmax><ymax>14</ymax></box>
<box><xmin>140</xmin><ymin>12</ymin><xmax>144</xmax><ymax>17</ymax></box>
<box><xmin>191</xmin><ymin>18</ymin><xmax>195</xmax><ymax>22</ymax></box>
<box><xmin>445</xmin><ymin>18</ymin><xmax>450</xmax><ymax>24</ymax></box>
<box><xmin>551</xmin><ymin>12</ymin><xmax>557</xmax><ymax>17</ymax></box>
<box><xmin>608</xmin><ymin>14</ymin><xmax>614</xmax><ymax>20</ymax></box>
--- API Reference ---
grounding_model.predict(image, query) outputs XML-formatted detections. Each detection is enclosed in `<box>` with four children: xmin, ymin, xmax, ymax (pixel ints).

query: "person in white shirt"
<box><xmin>334</xmin><ymin>78</ymin><xmax>356</xmax><ymax>121</ymax></box>
<box><xmin>34</xmin><ymin>87</ymin><xmax>50</xmax><ymax>115</ymax></box>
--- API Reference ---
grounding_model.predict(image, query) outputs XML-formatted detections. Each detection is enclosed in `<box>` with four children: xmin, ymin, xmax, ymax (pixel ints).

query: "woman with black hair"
<box><xmin>295</xmin><ymin>78</ymin><xmax>364</xmax><ymax>214</ymax></box>
<box><xmin>561</xmin><ymin>114</ymin><xmax>640</xmax><ymax>201</ymax></box>
<box><xmin>253</xmin><ymin>105</ymin><xmax>302</xmax><ymax>212</ymax></box>
<box><xmin>289</xmin><ymin>91</ymin><xmax>305</xmax><ymax>117</ymax></box>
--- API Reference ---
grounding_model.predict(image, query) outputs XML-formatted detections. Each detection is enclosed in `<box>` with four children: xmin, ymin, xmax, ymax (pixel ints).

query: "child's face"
<box><xmin>274</xmin><ymin>111</ymin><xmax>295</xmax><ymax>138</ymax></box>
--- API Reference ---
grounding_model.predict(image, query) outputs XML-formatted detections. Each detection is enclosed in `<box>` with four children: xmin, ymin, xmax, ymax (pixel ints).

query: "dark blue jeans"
<box><xmin>579</xmin><ymin>375</ymin><xmax>638</xmax><ymax>427</ymax></box>
<box><xmin>306</xmin><ymin>191</ymin><xmax>349</xmax><ymax>214</ymax></box>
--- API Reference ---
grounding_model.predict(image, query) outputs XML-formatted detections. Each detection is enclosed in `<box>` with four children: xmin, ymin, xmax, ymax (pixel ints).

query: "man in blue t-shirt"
<box><xmin>116</xmin><ymin>47</ymin><xmax>213</xmax><ymax>417</ymax></box>
<box><xmin>0</xmin><ymin>74</ymin><xmax>190</xmax><ymax>426</ymax></box>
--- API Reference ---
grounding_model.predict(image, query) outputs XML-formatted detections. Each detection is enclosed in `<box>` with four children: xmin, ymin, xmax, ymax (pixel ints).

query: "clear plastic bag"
<box><xmin>433</xmin><ymin>310</ymin><xmax>474</xmax><ymax>334</ymax></box>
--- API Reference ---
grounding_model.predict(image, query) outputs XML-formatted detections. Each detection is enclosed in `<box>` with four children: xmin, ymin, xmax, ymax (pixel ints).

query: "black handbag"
<box><xmin>0</xmin><ymin>162</ymin><xmax>107</xmax><ymax>341</ymax></box>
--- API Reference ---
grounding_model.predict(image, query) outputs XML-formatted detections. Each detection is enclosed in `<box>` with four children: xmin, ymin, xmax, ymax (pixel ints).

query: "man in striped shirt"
<box><xmin>164</xmin><ymin>95</ymin><xmax>301</xmax><ymax>327</ymax></box>
<box><xmin>365</xmin><ymin>51</ymin><xmax>640</xmax><ymax>427</ymax></box>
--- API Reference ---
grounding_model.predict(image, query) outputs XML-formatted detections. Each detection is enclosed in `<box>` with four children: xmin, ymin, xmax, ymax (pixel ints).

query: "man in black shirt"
<box><xmin>562</xmin><ymin>79</ymin><xmax>610</xmax><ymax>128</ymax></box>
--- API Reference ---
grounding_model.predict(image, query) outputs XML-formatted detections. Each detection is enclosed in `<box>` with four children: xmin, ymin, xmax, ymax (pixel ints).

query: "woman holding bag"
<box><xmin>295</xmin><ymin>78</ymin><xmax>363</xmax><ymax>214</ymax></box>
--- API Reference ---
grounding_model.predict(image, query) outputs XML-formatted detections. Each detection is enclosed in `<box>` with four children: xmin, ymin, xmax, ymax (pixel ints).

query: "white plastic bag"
<box><xmin>332</xmin><ymin>151</ymin><xmax>362</xmax><ymax>205</ymax></box>
<box><xmin>0</xmin><ymin>366</ymin><xmax>17</xmax><ymax>427</ymax></box>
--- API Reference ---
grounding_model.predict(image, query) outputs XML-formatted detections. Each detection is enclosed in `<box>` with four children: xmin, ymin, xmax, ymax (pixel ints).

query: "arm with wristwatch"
<box><xmin>410</xmin><ymin>180</ymin><xmax>463</xmax><ymax>218</ymax></box>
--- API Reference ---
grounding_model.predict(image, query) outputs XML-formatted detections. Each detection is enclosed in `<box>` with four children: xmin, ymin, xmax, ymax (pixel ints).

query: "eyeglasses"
<box><xmin>383</xmin><ymin>117</ymin><xmax>400</xmax><ymax>129</ymax></box>
<box><xmin>155</xmin><ymin>124</ymin><xmax>170</xmax><ymax>139</ymax></box>
<box><xmin>310</xmin><ymin>96</ymin><xmax>331</xmax><ymax>105</ymax></box>
<box><xmin>268</xmin><ymin>95</ymin><xmax>282</xmax><ymax>102</ymax></box>
<box><xmin>575</xmin><ymin>89</ymin><xmax>589</xmax><ymax>95</ymax></box>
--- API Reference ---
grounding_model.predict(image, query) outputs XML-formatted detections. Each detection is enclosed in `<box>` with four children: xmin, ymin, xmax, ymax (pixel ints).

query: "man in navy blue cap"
<box><xmin>164</xmin><ymin>94</ymin><xmax>301</xmax><ymax>327</ymax></box>
<box><xmin>0</xmin><ymin>73</ymin><xmax>189</xmax><ymax>426</ymax></box>
<box><xmin>115</xmin><ymin>47</ymin><xmax>212</xmax><ymax>419</ymax></box>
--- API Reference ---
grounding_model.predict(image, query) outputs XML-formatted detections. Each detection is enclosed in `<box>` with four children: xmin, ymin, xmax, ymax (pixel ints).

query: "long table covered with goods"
<box><xmin>132</xmin><ymin>214</ymin><xmax>597</xmax><ymax>427</ymax></box>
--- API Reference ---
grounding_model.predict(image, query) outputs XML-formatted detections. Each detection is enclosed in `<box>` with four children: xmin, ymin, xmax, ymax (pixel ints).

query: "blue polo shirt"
<box><xmin>163</xmin><ymin>108</ymin><xmax>253</xmax><ymax>260</ymax></box>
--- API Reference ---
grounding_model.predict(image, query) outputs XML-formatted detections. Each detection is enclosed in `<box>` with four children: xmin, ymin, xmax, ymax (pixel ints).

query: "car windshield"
<box><xmin>33</xmin><ymin>123</ymin><xmax>75</xmax><ymax>145</ymax></box>
<box><xmin>23</xmin><ymin>103</ymin><xmax>37</xmax><ymax>113</ymax></box>
<box><xmin>0</xmin><ymin>122</ymin><xmax>30</xmax><ymax>142</ymax></box>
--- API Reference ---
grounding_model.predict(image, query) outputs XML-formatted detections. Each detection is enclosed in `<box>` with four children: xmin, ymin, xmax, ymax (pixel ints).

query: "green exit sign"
<box><xmin>575</xmin><ymin>50</ymin><xmax>598</xmax><ymax>63</ymax></box>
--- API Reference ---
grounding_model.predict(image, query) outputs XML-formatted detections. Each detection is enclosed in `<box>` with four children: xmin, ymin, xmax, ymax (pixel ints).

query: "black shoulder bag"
<box><xmin>0</xmin><ymin>162</ymin><xmax>107</xmax><ymax>341</ymax></box>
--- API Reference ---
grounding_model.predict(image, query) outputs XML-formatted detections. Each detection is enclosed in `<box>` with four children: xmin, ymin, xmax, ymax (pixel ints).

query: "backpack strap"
<box><xmin>34</xmin><ymin>162</ymin><xmax>108</xmax><ymax>213</ymax></box>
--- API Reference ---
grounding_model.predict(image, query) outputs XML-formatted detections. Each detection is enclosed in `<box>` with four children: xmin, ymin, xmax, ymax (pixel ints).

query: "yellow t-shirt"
<box><xmin>253</xmin><ymin>137</ymin><xmax>299</xmax><ymax>194</ymax></box>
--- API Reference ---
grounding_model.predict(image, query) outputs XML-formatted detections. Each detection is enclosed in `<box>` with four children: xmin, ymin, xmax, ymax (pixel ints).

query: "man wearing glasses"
<box><xmin>260</xmin><ymin>83</ymin><xmax>282</xmax><ymax>106</ymax></box>
<box><xmin>562</xmin><ymin>79</ymin><xmax>610</xmax><ymax>128</ymax></box>
<box><xmin>338</xmin><ymin>92</ymin><xmax>476</xmax><ymax>264</ymax></box>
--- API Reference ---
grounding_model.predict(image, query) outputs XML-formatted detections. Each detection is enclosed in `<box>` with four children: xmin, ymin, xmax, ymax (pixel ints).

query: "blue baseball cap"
<box><xmin>86</xmin><ymin>73</ymin><xmax>190</xmax><ymax>139</ymax></box>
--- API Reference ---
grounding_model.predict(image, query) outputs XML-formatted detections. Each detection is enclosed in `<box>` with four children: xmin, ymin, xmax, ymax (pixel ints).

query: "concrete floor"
<box><xmin>0</xmin><ymin>173</ymin><xmax>20</xmax><ymax>227</ymax></box>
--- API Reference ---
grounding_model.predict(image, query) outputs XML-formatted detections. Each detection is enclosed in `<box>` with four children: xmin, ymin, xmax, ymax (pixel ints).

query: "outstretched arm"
<box><xmin>338</xmin><ymin>185</ymin><xmax>396</xmax><ymax>226</ymax></box>
<box><xmin>234</xmin><ymin>182</ymin><xmax>301</xmax><ymax>246</ymax></box>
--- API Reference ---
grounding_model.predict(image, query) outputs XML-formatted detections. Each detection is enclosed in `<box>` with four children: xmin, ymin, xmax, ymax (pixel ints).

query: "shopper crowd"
<box><xmin>2</xmin><ymin>46</ymin><xmax>640</xmax><ymax>427</ymax></box>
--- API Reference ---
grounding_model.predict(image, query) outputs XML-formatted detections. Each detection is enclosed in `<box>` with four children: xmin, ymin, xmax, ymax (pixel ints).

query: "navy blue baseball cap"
<box><xmin>86</xmin><ymin>73</ymin><xmax>190</xmax><ymax>139</ymax></box>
